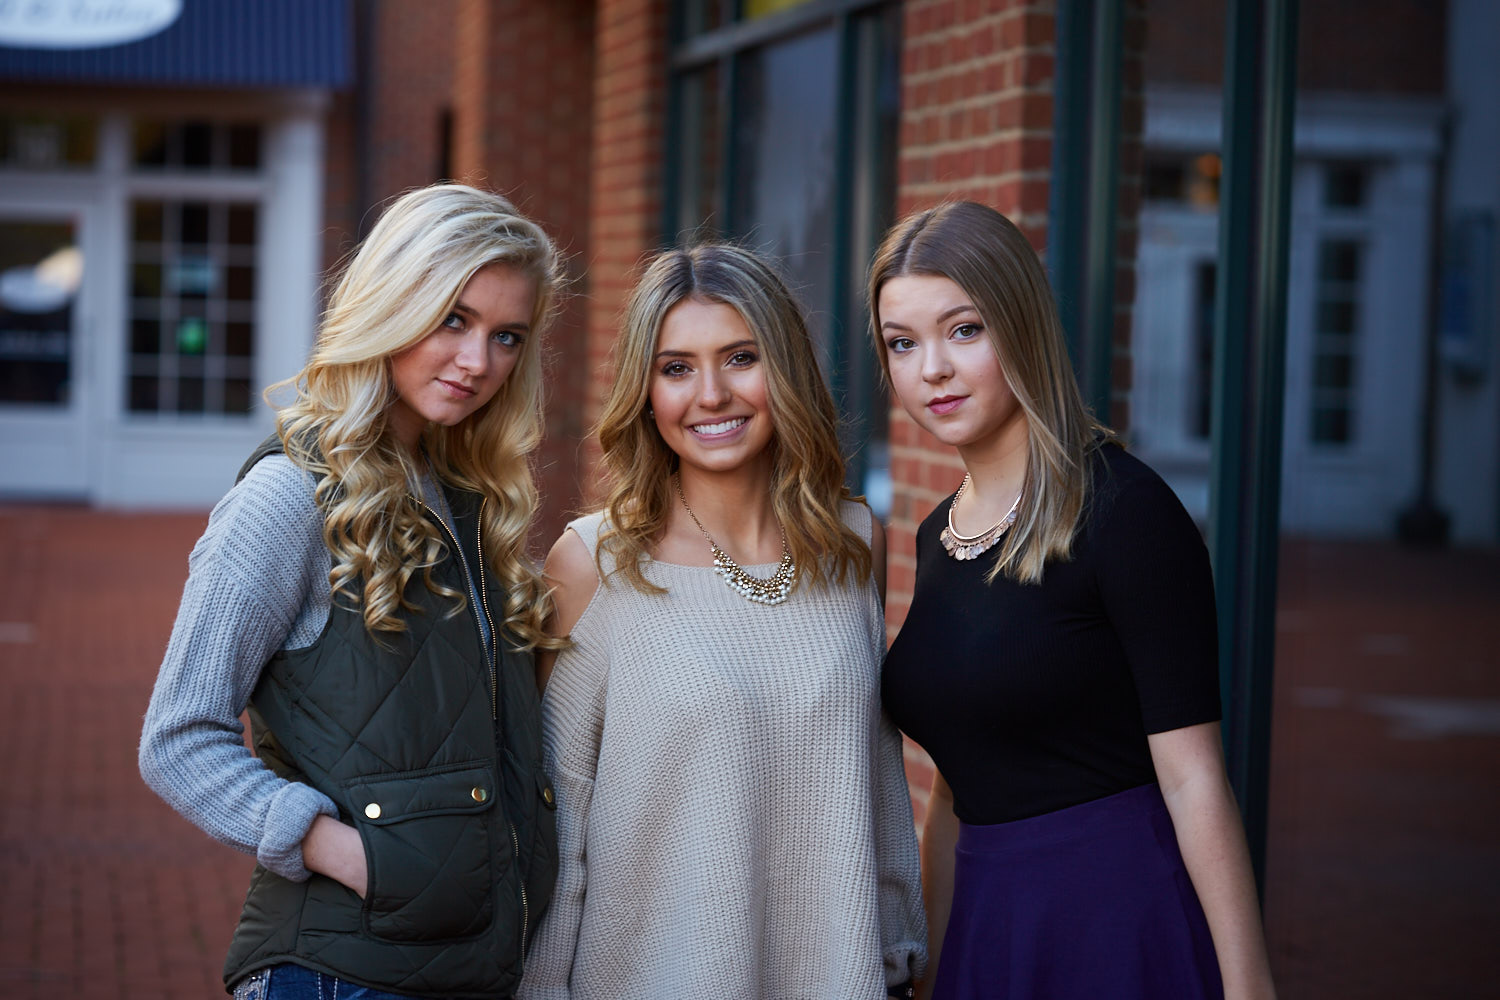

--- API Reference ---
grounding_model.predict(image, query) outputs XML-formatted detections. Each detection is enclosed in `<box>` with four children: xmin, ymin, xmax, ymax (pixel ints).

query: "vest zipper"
<box><xmin>414</xmin><ymin>496</ymin><xmax>497</xmax><ymax>719</ymax></box>
<box><xmin>474</xmin><ymin>497</ymin><xmax>498</xmax><ymax>720</ymax></box>
<box><xmin>419</xmin><ymin>493</ymin><xmax>526</xmax><ymax>959</ymax></box>
<box><xmin>510</xmin><ymin>820</ymin><xmax>529</xmax><ymax>954</ymax></box>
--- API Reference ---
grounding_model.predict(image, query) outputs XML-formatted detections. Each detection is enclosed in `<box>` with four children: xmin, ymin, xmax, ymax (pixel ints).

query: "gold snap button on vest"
<box><xmin>471</xmin><ymin>786</ymin><xmax>489</xmax><ymax>803</ymax></box>
<box><xmin>364</xmin><ymin>802</ymin><xmax>382</xmax><ymax>819</ymax></box>
<box><xmin>542</xmin><ymin>785</ymin><xmax>555</xmax><ymax>806</ymax></box>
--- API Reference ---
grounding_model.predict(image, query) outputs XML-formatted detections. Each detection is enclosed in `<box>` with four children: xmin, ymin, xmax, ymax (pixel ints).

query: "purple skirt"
<box><xmin>932</xmin><ymin>783</ymin><xmax>1223</xmax><ymax>1000</ymax></box>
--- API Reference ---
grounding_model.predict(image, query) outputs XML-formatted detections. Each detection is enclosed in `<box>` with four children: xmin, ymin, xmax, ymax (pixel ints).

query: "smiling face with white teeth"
<box><xmin>649</xmin><ymin>296</ymin><xmax>775</xmax><ymax>480</ymax></box>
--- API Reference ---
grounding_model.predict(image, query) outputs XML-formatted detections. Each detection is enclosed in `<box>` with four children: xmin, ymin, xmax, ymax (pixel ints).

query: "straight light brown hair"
<box><xmin>867</xmin><ymin>201</ymin><xmax>1113</xmax><ymax>584</ymax></box>
<box><xmin>595</xmin><ymin>243</ymin><xmax>872</xmax><ymax>595</ymax></box>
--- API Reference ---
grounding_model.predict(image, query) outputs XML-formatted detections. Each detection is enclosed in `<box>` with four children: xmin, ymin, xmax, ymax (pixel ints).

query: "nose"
<box><xmin>455</xmin><ymin>331</ymin><xmax>490</xmax><ymax>376</ymax></box>
<box><xmin>697</xmin><ymin>368</ymin><xmax>730</xmax><ymax>408</ymax></box>
<box><xmin>920</xmin><ymin>341</ymin><xmax>953</xmax><ymax>384</ymax></box>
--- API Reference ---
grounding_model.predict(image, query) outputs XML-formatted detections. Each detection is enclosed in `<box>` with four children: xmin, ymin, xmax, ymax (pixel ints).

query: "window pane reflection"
<box><xmin>0</xmin><ymin>221</ymin><xmax>81</xmax><ymax>406</ymax></box>
<box><xmin>731</xmin><ymin>27</ymin><xmax>840</xmax><ymax>363</ymax></box>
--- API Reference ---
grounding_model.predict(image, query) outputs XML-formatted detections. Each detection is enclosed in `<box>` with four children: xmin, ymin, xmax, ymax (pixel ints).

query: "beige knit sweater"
<box><xmin>518</xmin><ymin>504</ymin><xmax>927</xmax><ymax>1000</ymax></box>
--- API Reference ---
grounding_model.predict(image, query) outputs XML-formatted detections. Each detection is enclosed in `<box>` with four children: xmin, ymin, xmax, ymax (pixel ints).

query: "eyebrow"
<box><xmin>880</xmin><ymin>303</ymin><xmax>980</xmax><ymax>331</ymax></box>
<box><xmin>654</xmin><ymin>338</ymin><xmax>757</xmax><ymax>360</ymax></box>
<box><xmin>452</xmin><ymin>300</ymin><xmax>530</xmax><ymax>332</ymax></box>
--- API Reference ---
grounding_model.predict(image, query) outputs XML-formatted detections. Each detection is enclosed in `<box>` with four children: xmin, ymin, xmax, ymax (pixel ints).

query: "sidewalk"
<box><xmin>1</xmin><ymin>504</ymin><xmax>1496</xmax><ymax>998</ymax></box>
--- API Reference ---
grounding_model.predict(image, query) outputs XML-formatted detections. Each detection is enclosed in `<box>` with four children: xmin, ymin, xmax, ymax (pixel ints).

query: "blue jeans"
<box><xmin>232</xmin><ymin>963</ymin><xmax>424</xmax><ymax>1000</ymax></box>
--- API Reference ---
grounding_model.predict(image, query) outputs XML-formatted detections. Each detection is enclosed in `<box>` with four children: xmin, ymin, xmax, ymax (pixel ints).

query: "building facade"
<box><xmin>3</xmin><ymin>0</ymin><xmax>1494</xmax><ymax>564</ymax></box>
<box><xmin>1131</xmin><ymin>0</ymin><xmax>1500</xmax><ymax>544</ymax></box>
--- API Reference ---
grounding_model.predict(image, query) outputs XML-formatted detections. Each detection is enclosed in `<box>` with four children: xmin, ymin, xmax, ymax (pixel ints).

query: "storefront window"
<box><xmin>133</xmin><ymin>120</ymin><xmax>262</xmax><ymax>171</ymax></box>
<box><xmin>127</xmin><ymin>198</ymin><xmax>257</xmax><ymax>415</ymax></box>
<box><xmin>0</xmin><ymin>115</ymin><xmax>96</xmax><ymax>168</ymax></box>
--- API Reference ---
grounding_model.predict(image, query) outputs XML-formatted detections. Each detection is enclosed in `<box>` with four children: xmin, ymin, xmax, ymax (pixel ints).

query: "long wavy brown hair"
<box><xmin>594</xmin><ymin>243</ymin><xmax>872</xmax><ymax>595</ymax></box>
<box><xmin>268</xmin><ymin>184</ymin><xmax>564</xmax><ymax>647</ymax></box>
<box><xmin>868</xmin><ymin>200</ymin><xmax>1114</xmax><ymax>584</ymax></box>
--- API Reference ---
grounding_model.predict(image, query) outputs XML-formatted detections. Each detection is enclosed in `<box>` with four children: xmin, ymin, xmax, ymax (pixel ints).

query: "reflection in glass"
<box><xmin>744</xmin><ymin>0</ymin><xmax>815</xmax><ymax>19</ymax></box>
<box><xmin>0</xmin><ymin>221</ymin><xmax>81</xmax><ymax>406</ymax></box>
<box><xmin>672</xmin><ymin>64</ymin><xmax>724</xmax><ymax>240</ymax></box>
<box><xmin>731</xmin><ymin>27</ymin><xmax>839</xmax><ymax>364</ymax></box>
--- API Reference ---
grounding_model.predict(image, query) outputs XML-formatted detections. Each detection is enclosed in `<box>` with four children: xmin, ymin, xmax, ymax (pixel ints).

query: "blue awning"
<box><xmin>0</xmin><ymin>0</ymin><xmax>351</xmax><ymax>89</ymax></box>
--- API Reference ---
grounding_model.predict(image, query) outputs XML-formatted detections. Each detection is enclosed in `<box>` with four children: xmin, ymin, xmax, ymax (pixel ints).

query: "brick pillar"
<box><xmin>581</xmin><ymin>0</ymin><xmax>671</xmax><ymax>502</ymax></box>
<box><xmin>452</xmin><ymin>0</ymin><xmax>597</xmax><ymax>548</ymax></box>
<box><xmin>888</xmin><ymin>0</ymin><xmax>1059</xmax><ymax>635</ymax></box>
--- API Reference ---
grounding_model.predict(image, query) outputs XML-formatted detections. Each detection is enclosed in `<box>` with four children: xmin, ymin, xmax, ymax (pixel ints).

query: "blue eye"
<box><xmin>492</xmin><ymin>329</ymin><xmax>523</xmax><ymax>347</ymax></box>
<box><xmin>441</xmin><ymin>312</ymin><xmax>464</xmax><ymax>330</ymax></box>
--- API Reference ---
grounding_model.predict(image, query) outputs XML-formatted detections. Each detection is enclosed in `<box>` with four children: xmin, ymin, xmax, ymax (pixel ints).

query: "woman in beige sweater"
<box><xmin>518</xmin><ymin>243</ymin><xmax>926</xmax><ymax>1000</ymax></box>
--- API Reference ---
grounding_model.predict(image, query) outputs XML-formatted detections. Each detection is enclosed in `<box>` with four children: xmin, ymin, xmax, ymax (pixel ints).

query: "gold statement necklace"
<box><xmin>676</xmin><ymin>479</ymin><xmax>797</xmax><ymax>605</ymax></box>
<box><xmin>939</xmin><ymin>474</ymin><xmax>1022</xmax><ymax>561</ymax></box>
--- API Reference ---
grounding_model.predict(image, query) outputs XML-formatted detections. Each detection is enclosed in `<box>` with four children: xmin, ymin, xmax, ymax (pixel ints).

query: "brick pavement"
<box><xmin>1</xmin><ymin>504</ymin><xmax>1495</xmax><ymax>999</ymax></box>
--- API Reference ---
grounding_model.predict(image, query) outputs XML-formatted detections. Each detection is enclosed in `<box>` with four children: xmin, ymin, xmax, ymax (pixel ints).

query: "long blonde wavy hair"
<box><xmin>269</xmin><ymin>183</ymin><xmax>563</xmax><ymax>647</ymax></box>
<box><xmin>868</xmin><ymin>200</ymin><xmax>1114</xmax><ymax>584</ymax></box>
<box><xmin>596</xmin><ymin>243</ymin><xmax>872</xmax><ymax>594</ymax></box>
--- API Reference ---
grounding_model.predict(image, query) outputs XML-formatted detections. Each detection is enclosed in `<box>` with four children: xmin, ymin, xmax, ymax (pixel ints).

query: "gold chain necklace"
<box><xmin>675</xmin><ymin>479</ymin><xmax>797</xmax><ymax>605</ymax></box>
<box><xmin>939</xmin><ymin>474</ymin><xmax>1021</xmax><ymax>561</ymax></box>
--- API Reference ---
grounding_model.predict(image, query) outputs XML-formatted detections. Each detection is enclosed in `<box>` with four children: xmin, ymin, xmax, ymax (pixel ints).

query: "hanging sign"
<box><xmin>0</xmin><ymin>0</ymin><xmax>182</xmax><ymax>50</ymax></box>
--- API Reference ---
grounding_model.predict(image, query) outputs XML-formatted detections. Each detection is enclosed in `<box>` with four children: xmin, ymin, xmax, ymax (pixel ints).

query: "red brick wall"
<box><xmin>890</xmin><ymin>0</ymin><xmax>1147</xmax><ymax>819</ymax></box>
<box><xmin>888</xmin><ymin>0</ymin><xmax>1061</xmax><ymax>637</ymax></box>
<box><xmin>452</xmin><ymin>0</ymin><xmax>598</xmax><ymax>549</ymax></box>
<box><xmin>1145</xmin><ymin>0</ymin><xmax>1446</xmax><ymax>93</ymax></box>
<box><xmin>321</xmin><ymin>0</ymin><xmax>459</xmax><ymax>285</ymax></box>
<box><xmin>580</xmin><ymin>0</ymin><xmax>671</xmax><ymax>502</ymax></box>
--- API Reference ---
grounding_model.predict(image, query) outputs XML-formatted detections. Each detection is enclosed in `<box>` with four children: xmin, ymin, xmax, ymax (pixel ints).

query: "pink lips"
<box><xmin>927</xmin><ymin>395</ymin><xmax>965</xmax><ymax>415</ymax></box>
<box><xmin>438</xmin><ymin>379</ymin><xmax>476</xmax><ymax>399</ymax></box>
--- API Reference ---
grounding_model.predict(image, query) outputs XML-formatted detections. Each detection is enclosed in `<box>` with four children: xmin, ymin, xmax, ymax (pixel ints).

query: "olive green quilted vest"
<box><xmin>222</xmin><ymin>440</ymin><xmax>557</xmax><ymax>998</ymax></box>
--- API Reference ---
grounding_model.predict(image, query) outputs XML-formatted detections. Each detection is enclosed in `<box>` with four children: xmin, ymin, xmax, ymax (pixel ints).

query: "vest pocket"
<box><xmin>344</xmin><ymin>762</ymin><xmax>499</xmax><ymax>943</ymax></box>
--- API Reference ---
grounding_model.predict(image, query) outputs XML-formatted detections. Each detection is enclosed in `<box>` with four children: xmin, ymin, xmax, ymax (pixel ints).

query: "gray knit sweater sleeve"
<box><xmin>138</xmin><ymin>455</ymin><xmax>338</xmax><ymax>881</ymax></box>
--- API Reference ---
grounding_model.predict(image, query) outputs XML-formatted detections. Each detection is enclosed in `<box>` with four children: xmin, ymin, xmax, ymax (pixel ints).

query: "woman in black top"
<box><xmin>872</xmin><ymin>202</ymin><xmax>1274</xmax><ymax>1000</ymax></box>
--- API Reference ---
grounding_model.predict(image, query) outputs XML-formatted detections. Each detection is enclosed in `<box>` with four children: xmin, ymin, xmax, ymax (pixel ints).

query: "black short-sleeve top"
<box><xmin>882</xmin><ymin>443</ymin><xmax>1222</xmax><ymax>825</ymax></box>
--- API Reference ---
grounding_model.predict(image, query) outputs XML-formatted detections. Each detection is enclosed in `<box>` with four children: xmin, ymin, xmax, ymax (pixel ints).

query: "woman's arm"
<box><xmin>518</xmin><ymin>528</ymin><xmax>606</xmax><ymax>1000</ymax></box>
<box><xmin>302</xmin><ymin>814</ymin><xmax>367</xmax><ymax>896</ymax></box>
<box><xmin>535</xmin><ymin>529</ymin><xmax>599</xmax><ymax>694</ymax></box>
<box><xmin>138</xmin><ymin>456</ymin><xmax>341</xmax><ymax>882</ymax></box>
<box><xmin>915</xmin><ymin>769</ymin><xmax>959</xmax><ymax>1000</ymax></box>
<box><xmin>1149</xmin><ymin>722</ymin><xmax>1276</xmax><ymax>1000</ymax></box>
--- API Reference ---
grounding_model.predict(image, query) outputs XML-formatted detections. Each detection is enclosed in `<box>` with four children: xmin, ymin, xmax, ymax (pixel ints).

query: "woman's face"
<box><xmin>387</xmin><ymin>263</ymin><xmax>536</xmax><ymax>449</ymax></box>
<box><xmin>877</xmin><ymin>273</ymin><xmax>1024</xmax><ymax>454</ymax></box>
<box><xmin>648</xmin><ymin>297</ymin><xmax>775</xmax><ymax>479</ymax></box>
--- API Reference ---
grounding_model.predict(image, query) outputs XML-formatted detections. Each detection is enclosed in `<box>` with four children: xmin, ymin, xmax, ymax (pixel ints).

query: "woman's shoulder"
<box><xmin>562</xmin><ymin>509</ymin><xmax>610</xmax><ymax>555</ymax></box>
<box><xmin>191</xmin><ymin>452</ymin><xmax>327</xmax><ymax>593</ymax></box>
<box><xmin>837</xmin><ymin>497</ymin><xmax>874</xmax><ymax>542</ymax></box>
<box><xmin>211</xmin><ymin>454</ymin><xmax>321</xmax><ymax>540</ymax></box>
<box><xmin>1085</xmin><ymin>441</ymin><xmax>1199</xmax><ymax>539</ymax></box>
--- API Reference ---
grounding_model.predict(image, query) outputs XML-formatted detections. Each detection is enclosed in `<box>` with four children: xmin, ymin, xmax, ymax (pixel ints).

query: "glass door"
<box><xmin>0</xmin><ymin>199</ymin><xmax>92</xmax><ymax>496</ymax></box>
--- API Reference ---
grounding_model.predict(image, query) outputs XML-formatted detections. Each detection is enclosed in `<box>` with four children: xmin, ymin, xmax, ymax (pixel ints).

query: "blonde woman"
<box><xmin>139</xmin><ymin>184</ymin><xmax>564</xmax><ymax>1000</ymax></box>
<box><xmin>519</xmin><ymin>244</ymin><xmax>926</xmax><ymax>999</ymax></box>
<box><xmin>872</xmin><ymin>201</ymin><xmax>1275</xmax><ymax>1000</ymax></box>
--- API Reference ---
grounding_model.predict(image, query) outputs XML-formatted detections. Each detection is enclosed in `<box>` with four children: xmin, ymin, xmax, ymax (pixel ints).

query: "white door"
<box><xmin>0</xmin><ymin>194</ymin><xmax>97</xmax><ymax>497</ymax></box>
